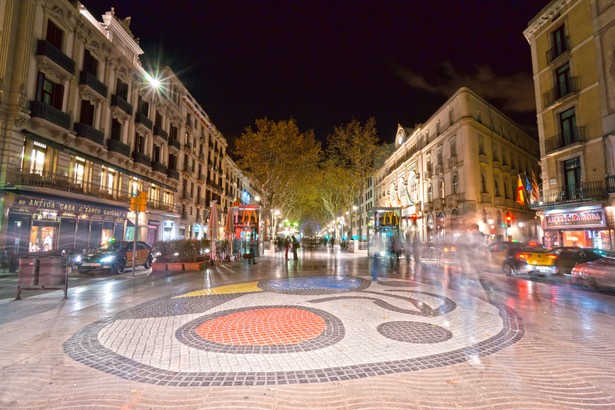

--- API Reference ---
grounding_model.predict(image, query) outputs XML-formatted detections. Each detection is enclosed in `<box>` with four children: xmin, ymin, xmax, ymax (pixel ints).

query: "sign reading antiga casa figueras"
<box><xmin>13</xmin><ymin>195</ymin><xmax>128</xmax><ymax>219</ymax></box>
<box><xmin>545</xmin><ymin>210</ymin><xmax>605</xmax><ymax>227</ymax></box>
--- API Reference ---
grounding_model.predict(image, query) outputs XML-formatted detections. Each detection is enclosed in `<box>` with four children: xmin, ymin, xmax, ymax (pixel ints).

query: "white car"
<box><xmin>571</xmin><ymin>257</ymin><xmax>615</xmax><ymax>289</ymax></box>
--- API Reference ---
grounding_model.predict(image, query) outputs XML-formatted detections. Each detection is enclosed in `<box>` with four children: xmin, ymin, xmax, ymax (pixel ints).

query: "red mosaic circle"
<box><xmin>195</xmin><ymin>307</ymin><xmax>327</xmax><ymax>345</ymax></box>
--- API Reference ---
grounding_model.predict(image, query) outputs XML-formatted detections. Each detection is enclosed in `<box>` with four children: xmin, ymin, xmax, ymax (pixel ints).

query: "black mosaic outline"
<box><xmin>258</xmin><ymin>276</ymin><xmax>371</xmax><ymax>295</ymax></box>
<box><xmin>309</xmin><ymin>290</ymin><xmax>456</xmax><ymax>317</ymax></box>
<box><xmin>377</xmin><ymin>321</ymin><xmax>453</xmax><ymax>344</ymax></box>
<box><xmin>176</xmin><ymin>305</ymin><xmax>344</xmax><ymax>354</ymax></box>
<box><xmin>64</xmin><ymin>280</ymin><xmax>525</xmax><ymax>387</ymax></box>
<box><xmin>378</xmin><ymin>280</ymin><xmax>420</xmax><ymax>287</ymax></box>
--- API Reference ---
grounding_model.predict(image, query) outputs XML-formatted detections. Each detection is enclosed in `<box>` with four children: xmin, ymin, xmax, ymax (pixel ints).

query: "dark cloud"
<box><xmin>393</xmin><ymin>62</ymin><xmax>536</xmax><ymax>114</ymax></box>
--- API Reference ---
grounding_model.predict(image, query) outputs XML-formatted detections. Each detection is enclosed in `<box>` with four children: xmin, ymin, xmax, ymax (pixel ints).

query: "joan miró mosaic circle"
<box><xmin>64</xmin><ymin>276</ymin><xmax>524</xmax><ymax>387</ymax></box>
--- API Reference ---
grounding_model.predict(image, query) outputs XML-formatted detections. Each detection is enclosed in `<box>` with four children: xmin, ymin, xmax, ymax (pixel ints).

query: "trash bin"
<box><xmin>18</xmin><ymin>258</ymin><xmax>39</xmax><ymax>286</ymax></box>
<box><xmin>38</xmin><ymin>257</ymin><xmax>67</xmax><ymax>286</ymax></box>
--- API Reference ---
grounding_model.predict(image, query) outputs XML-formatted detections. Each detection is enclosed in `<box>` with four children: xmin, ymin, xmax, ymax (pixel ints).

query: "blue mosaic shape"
<box><xmin>259</xmin><ymin>276</ymin><xmax>369</xmax><ymax>294</ymax></box>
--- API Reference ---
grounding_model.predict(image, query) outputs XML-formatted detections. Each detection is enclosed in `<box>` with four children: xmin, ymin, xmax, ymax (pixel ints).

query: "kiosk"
<box><xmin>367</xmin><ymin>207</ymin><xmax>402</xmax><ymax>258</ymax></box>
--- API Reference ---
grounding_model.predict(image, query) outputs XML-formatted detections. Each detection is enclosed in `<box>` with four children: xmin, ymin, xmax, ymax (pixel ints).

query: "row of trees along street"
<box><xmin>233</xmin><ymin>117</ymin><xmax>386</xmax><ymax>240</ymax></box>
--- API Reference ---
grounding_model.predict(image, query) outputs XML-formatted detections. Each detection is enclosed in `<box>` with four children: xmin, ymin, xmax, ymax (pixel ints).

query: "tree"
<box><xmin>233</xmin><ymin>118</ymin><xmax>322</xmax><ymax>233</ymax></box>
<box><xmin>320</xmin><ymin>118</ymin><xmax>385</xmax><ymax>239</ymax></box>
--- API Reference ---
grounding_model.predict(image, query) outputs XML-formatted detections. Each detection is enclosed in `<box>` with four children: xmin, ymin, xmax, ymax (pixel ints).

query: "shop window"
<box><xmin>30</xmin><ymin>141</ymin><xmax>47</xmax><ymax>175</ymax></box>
<box><xmin>29</xmin><ymin>225</ymin><xmax>57</xmax><ymax>253</ymax></box>
<box><xmin>101</xmin><ymin>165</ymin><xmax>117</xmax><ymax>196</ymax></box>
<box><xmin>72</xmin><ymin>156</ymin><xmax>86</xmax><ymax>186</ymax></box>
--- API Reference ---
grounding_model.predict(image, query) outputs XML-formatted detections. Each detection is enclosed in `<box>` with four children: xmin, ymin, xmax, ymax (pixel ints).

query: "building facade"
<box><xmin>374</xmin><ymin>87</ymin><xmax>541</xmax><ymax>244</ymax></box>
<box><xmin>525</xmin><ymin>0</ymin><xmax>615</xmax><ymax>250</ymax></box>
<box><xmin>0</xmin><ymin>0</ymin><xmax>259</xmax><ymax>259</ymax></box>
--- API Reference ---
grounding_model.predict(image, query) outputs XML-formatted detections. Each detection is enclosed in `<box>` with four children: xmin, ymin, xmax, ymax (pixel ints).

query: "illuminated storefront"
<box><xmin>542</xmin><ymin>207</ymin><xmax>614</xmax><ymax>250</ymax></box>
<box><xmin>5</xmin><ymin>194</ymin><xmax>128</xmax><ymax>257</ymax></box>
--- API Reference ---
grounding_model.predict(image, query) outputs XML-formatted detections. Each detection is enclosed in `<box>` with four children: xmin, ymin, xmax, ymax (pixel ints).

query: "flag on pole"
<box><xmin>531</xmin><ymin>170</ymin><xmax>540</xmax><ymax>203</ymax></box>
<box><xmin>516</xmin><ymin>175</ymin><xmax>526</xmax><ymax>205</ymax></box>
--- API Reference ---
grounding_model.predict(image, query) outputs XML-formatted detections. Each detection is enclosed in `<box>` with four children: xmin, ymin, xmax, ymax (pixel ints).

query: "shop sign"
<box><xmin>378</xmin><ymin>211</ymin><xmax>400</xmax><ymax>227</ymax></box>
<box><xmin>234</xmin><ymin>205</ymin><xmax>260</xmax><ymax>227</ymax></box>
<box><xmin>546</xmin><ymin>210</ymin><xmax>605</xmax><ymax>228</ymax></box>
<box><xmin>13</xmin><ymin>195</ymin><xmax>127</xmax><ymax>220</ymax></box>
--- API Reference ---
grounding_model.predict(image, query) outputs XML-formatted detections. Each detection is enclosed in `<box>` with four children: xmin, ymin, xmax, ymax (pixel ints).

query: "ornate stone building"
<box><xmin>374</xmin><ymin>87</ymin><xmax>540</xmax><ymax>243</ymax></box>
<box><xmin>524</xmin><ymin>0</ymin><xmax>615</xmax><ymax>249</ymax></box>
<box><xmin>0</xmin><ymin>0</ymin><xmax>261</xmax><ymax>257</ymax></box>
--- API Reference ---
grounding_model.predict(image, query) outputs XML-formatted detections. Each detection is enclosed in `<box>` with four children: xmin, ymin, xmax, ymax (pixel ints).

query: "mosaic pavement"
<box><xmin>64</xmin><ymin>276</ymin><xmax>524</xmax><ymax>387</ymax></box>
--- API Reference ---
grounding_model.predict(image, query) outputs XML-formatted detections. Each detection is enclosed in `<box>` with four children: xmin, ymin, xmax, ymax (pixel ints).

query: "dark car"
<box><xmin>549</xmin><ymin>247</ymin><xmax>615</xmax><ymax>275</ymax></box>
<box><xmin>78</xmin><ymin>241</ymin><xmax>154</xmax><ymax>275</ymax></box>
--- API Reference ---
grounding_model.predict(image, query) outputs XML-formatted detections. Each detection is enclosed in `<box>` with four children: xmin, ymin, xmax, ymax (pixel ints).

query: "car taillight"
<box><xmin>548</xmin><ymin>254</ymin><xmax>557</xmax><ymax>260</ymax></box>
<box><xmin>516</xmin><ymin>252</ymin><xmax>530</xmax><ymax>260</ymax></box>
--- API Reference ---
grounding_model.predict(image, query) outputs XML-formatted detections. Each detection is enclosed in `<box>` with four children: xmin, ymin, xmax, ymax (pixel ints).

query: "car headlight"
<box><xmin>100</xmin><ymin>255</ymin><xmax>115</xmax><ymax>263</ymax></box>
<box><xmin>75</xmin><ymin>255</ymin><xmax>82</xmax><ymax>263</ymax></box>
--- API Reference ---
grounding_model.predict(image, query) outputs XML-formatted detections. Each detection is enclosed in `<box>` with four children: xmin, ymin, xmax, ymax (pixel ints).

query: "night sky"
<box><xmin>82</xmin><ymin>0</ymin><xmax>547</xmax><ymax>149</ymax></box>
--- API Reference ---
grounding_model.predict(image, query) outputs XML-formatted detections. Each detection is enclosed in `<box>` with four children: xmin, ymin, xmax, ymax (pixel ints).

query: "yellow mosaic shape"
<box><xmin>174</xmin><ymin>281</ymin><xmax>262</xmax><ymax>298</ymax></box>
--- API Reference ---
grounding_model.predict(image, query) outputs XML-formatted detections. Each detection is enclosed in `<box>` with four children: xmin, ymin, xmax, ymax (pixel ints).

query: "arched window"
<box><xmin>481</xmin><ymin>173</ymin><xmax>488</xmax><ymax>193</ymax></box>
<box><xmin>452</xmin><ymin>174</ymin><xmax>459</xmax><ymax>194</ymax></box>
<box><xmin>504</xmin><ymin>181</ymin><xmax>509</xmax><ymax>200</ymax></box>
<box><xmin>439</xmin><ymin>179</ymin><xmax>445</xmax><ymax>198</ymax></box>
<box><xmin>427</xmin><ymin>185</ymin><xmax>433</xmax><ymax>202</ymax></box>
<box><xmin>495</xmin><ymin>179</ymin><xmax>500</xmax><ymax>197</ymax></box>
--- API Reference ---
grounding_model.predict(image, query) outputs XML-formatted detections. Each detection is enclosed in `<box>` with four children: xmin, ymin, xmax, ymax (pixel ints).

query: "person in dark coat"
<box><xmin>291</xmin><ymin>235</ymin><xmax>299</xmax><ymax>260</ymax></box>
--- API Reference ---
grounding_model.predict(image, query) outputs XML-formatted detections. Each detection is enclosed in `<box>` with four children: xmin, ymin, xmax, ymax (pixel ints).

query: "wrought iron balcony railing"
<box><xmin>153</xmin><ymin>125</ymin><xmax>168</xmax><ymax>142</ymax></box>
<box><xmin>30</xmin><ymin>101</ymin><xmax>71</xmax><ymax>129</ymax></box>
<box><xmin>544</xmin><ymin>126</ymin><xmax>586</xmax><ymax>154</ymax></box>
<box><xmin>135</xmin><ymin>112</ymin><xmax>153</xmax><ymax>130</ymax></box>
<box><xmin>544</xmin><ymin>77</ymin><xmax>579</xmax><ymax>107</ymax></box>
<box><xmin>74</xmin><ymin>122</ymin><xmax>104</xmax><ymax>146</ymax></box>
<box><xmin>79</xmin><ymin>71</ymin><xmax>107</xmax><ymax>98</ymax></box>
<box><xmin>36</xmin><ymin>40</ymin><xmax>75</xmax><ymax>75</ymax></box>
<box><xmin>538</xmin><ymin>180</ymin><xmax>607</xmax><ymax>205</ymax></box>
<box><xmin>107</xmin><ymin>138</ymin><xmax>131</xmax><ymax>158</ymax></box>
<box><xmin>111</xmin><ymin>94</ymin><xmax>132</xmax><ymax>115</ymax></box>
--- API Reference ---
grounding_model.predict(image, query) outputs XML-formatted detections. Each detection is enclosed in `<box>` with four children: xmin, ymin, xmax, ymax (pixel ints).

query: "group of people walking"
<box><xmin>389</xmin><ymin>235</ymin><xmax>422</xmax><ymax>266</ymax></box>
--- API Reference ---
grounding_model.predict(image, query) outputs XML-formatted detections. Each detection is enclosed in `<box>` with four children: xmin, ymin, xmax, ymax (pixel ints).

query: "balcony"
<box><xmin>198</xmin><ymin>173</ymin><xmax>205</xmax><ymax>182</ymax></box>
<box><xmin>152</xmin><ymin>161</ymin><xmax>168</xmax><ymax>174</ymax></box>
<box><xmin>545</xmin><ymin>126</ymin><xmax>586</xmax><ymax>155</ymax></box>
<box><xmin>182</xmin><ymin>163</ymin><xmax>193</xmax><ymax>176</ymax></box>
<box><xmin>167</xmin><ymin>168</ymin><xmax>180</xmax><ymax>180</ymax></box>
<box><xmin>107</xmin><ymin>138</ymin><xmax>131</xmax><ymax>158</ymax></box>
<box><xmin>132</xmin><ymin>151</ymin><xmax>151</xmax><ymax>166</ymax></box>
<box><xmin>30</xmin><ymin>101</ymin><xmax>71</xmax><ymax>130</ymax></box>
<box><xmin>544</xmin><ymin>77</ymin><xmax>579</xmax><ymax>107</ymax></box>
<box><xmin>539</xmin><ymin>180</ymin><xmax>607</xmax><ymax>205</ymax></box>
<box><xmin>79</xmin><ymin>71</ymin><xmax>107</xmax><ymax>98</ymax></box>
<box><xmin>35</xmin><ymin>40</ymin><xmax>75</xmax><ymax>76</ymax></box>
<box><xmin>607</xmin><ymin>175</ymin><xmax>615</xmax><ymax>194</ymax></box>
<box><xmin>153</xmin><ymin>125</ymin><xmax>168</xmax><ymax>143</ymax></box>
<box><xmin>198</xmin><ymin>152</ymin><xmax>206</xmax><ymax>164</ymax></box>
<box><xmin>448</xmin><ymin>156</ymin><xmax>457</xmax><ymax>168</ymax></box>
<box><xmin>135</xmin><ymin>112</ymin><xmax>153</xmax><ymax>130</ymax></box>
<box><xmin>546</xmin><ymin>37</ymin><xmax>570</xmax><ymax>64</ymax></box>
<box><xmin>169</xmin><ymin>138</ymin><xmax>181</xmax><ymax>151</ymax></box>
<box><xmin>3</xmin><ymin>169</ymin><xmax>130</xmax><ymax>202</ymax></box>
<box><xmin>111</xmin><ymin>94</ymin><xmax>132</xmax><ymax>115</ymax></box>
<box><xmin>74</xmin><ymin>122</ymin><xmax>104</xmax><ymax>146</ymax></box>
<box><xmin>147</xmin><ymin>199</ymin><xmax>175</xmax><ymax>213</ymax></box>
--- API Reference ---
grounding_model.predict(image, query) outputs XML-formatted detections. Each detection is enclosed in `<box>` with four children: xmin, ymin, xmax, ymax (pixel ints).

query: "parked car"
<box><xmin>77</xmin><ymin>241</ymin><xmax>154</xmax><ymax>275</ymax></box>
<box><xmin>549</xmin><ymin>247</ymin><xmax>615</xmax><ymax>275</ymax></box>
<box><xmin>487</xmin><ymin>241</ymin><xmax>557</xmax><ymax>276</ymax></box>
<box><xmin>571</xmin><ymin>257</ymin><xmax>615</xmax><ymax>289</ymax></box>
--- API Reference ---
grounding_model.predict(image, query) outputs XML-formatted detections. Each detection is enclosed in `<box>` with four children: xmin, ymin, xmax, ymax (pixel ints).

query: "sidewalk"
<box><xmin>0</xmin><ymin>251</ymin><xmax>614</xmax><ymax>409</ymax></box>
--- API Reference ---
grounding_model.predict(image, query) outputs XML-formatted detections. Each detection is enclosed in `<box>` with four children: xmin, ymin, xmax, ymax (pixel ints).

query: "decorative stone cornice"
<box><xmin>523</xmin><ymin>0</ymin><xmax>574</xmax><ymax>41</ymax></box>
